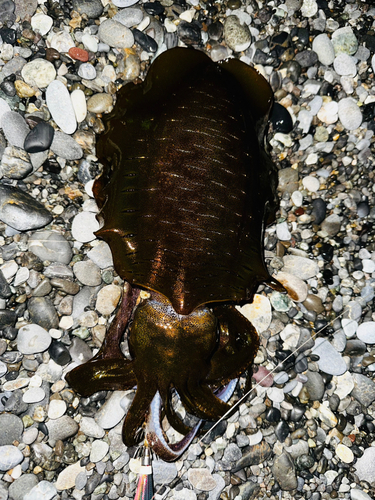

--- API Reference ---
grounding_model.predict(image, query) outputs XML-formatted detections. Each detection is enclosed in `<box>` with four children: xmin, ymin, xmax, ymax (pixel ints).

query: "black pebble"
<box><xmin>265</xmin><ymin>407</ymin><xmax>281</xmax><ymax>422</ymax></box>
<box><xmin>143</xmin><ymin>1</ymin><xmax>164</xmax><ymax>16</ymax></box>
<box><xmin>207</xmin><ymin>21</ymin><xmax>223</xmax><ymax>41</ymax></box>
<box><xmin>0</xmin><ymin>27</ymin><xmax>16</xmax><ymax>45</ymax></box>
<box><xmin>271</xmin><ymin>102</ymin><xmax>293</xmax><ymax>134</ymax></box>
<box><xmin>0</xmin><ymin>310</ymin><xmax>17</xmax><ymax>328</ymax></box>
<box><xmin>311</xmin><ymin>198</ymin><xmax>326</xmax><ymax>225</ymax></box>
<box><xmin>0</xmin><ymin>80</ymin><xmax>16</xmax><ymax>97</ymax></box>
<box><xmin>274</xmin><ymin>420</ymin><xmax>290</xmax><ymax>442</ymax></box>
<box><xmin>319</xmin><ymin>242</ymin><xmax>333</xmax><ymax>261</ymax></box>
<box><xmin>49</xmin><ymin>341</ymin><xmax>71</xmax><ymax>366</ymax></box>
<box><xmin>290</xmin><ymin>404</ymin><xmax>305</xmax><ymax>421</ymax></box>
<box><xmin>295</xmin><ymin>49</ymin><xmax>318</xmax><ymax>68</ymax></box>
<box><xmin>177</xmin><ymin>21</ymin><xmax>201</xmax><ymax>45</ymax></box>
<box><xmin>24</xmin><ymin>121</ymin><xmax>55</xmax><ymax>153</ymax></box>
<box><xmin>1</xmin><ymin>326</ymin><xmax>17</xmax><ymax>341</ymax></box>
<box><xmin>132</xmin><ymin>28</ymin><xmax>158</xmax><ymax>53</ymax></box>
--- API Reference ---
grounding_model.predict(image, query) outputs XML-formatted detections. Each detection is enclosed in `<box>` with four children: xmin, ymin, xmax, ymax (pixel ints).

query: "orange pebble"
<box><xmin>68</xmin><ymin>47</ymin><xmax>89</xmax><ymax>62</ymax></box>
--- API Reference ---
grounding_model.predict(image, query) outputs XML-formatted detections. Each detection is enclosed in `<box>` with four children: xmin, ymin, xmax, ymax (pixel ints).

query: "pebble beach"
<box><xmin>0</xmin><ymin>0</ymin><xmax>375</xmax><ymax>499</ymax></box>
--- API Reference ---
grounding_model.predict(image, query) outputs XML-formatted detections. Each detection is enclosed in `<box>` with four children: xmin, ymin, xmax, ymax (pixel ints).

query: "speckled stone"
<box><xmin>187</xmin><ymin>468</ymin><xmax>217</xmax><ymax>491</ymax></box>
<box><xmin>223</xmin><ymin>15</ymin><xmax>251</xmax><ymax>52</ymax></box>
<box><xmin>21</xmin><ymin>58</ymin><xmax>56</xmax><ymax>88</ymax></box>
<box><xmin>98</xmin><ymin>19</ymin><xmax>134</xmax><ymax>48</ymax></box>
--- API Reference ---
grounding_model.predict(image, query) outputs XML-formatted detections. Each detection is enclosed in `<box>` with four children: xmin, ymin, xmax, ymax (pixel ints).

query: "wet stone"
<box><xmin>49</xmin><ymin>341</ymin><xmax>71</xmax><ymax>366</ymax></box>
<box><xmin>98</xmin><ymin>19</ymin><xmax>134</xmax><ymax>48</ymax></box>
<box><xmin>312</xmin><ymin>338</ymin><xmax>347</xmax><ymax>376</ymax></box>
<box><xmin>50</xmin><ymin>131</ymin><xmax>83</xmax><ymax>160</ymax></box>
<box><xmin>0</xmin><ymin>185</ymin><xmax>52</xmax><ymax>231</ymax></box>
<box><xmin>0</xmin><ymin>146</ymin><xmax>32</xmax><ymax>179</ymax></box>
<box><xmin>304</xmin><ymin>371</ymin><xmax>325</xmax><ymax>401</ymax></box>
<box><xmin>24</xmin><ymin>122</ymin><xmax>54</xmax><ymax>153</ymax></box>
<box><xmin>28</xmin><ymin>297</ymin><xmax>59</xmax><ymax>330</ymax></box>
<box><xmin>29</xmin><ymin>231</ymin><xmax>72</xmax><ymax>264</ymax></box>
<box><xmin>0</xmin><ymin>413</ymin><xmax>23</xmax><ymax>445</ymax></box>
<box><xmin>1</xmin><ymin>111</ymin><xmax>29</xmax><ymax>148</ymax></box>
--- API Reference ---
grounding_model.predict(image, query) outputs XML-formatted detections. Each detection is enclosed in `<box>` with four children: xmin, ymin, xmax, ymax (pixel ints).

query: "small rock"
<box><xmin>71</xmin><ymin>211</ymin><xmax>100</xmax><ymax>243</ymax></box>
<box><xmin>272</xmin><ymin>451</ymin><xmax>297</xmax><ymax>490</ymax></box>
<box><xmin>351</xmin><ymin>373</ymin><xmax>375</xmax><ymax>407</ymax></box>
<box><xmin>1</xmin><ymin>111</ymin><xmax>29</xmax><ymax>148</ymax></box>
<box><xmin>55</xmin><ymin>461</ymin><xmax>85</xmax><ymax>491</ymax></box>
<box><xmin>79</xmin><ymin>417</ymin><xmax>105</xmax><ymax>438</ymax></box>
<box><xmin>98</xmin><ymin>19</ymin><xmax>134</xmax><ymax>48</ymax></box>
<box><xmin>312</xmin><ymin>33</ymin><xmax>335</xmax><ymax>66</ymax></box>
<box><xmin>90</xmin><ymin>440</ymin><xmax>109</xmax><ymax>463</ymax></box>
<box><xmin>87</xmin><ymin>93</ymin><xmax>113</xmax><ymax>114</ymax></box>
<box><xmin>354</xmin><ymin>447</ymin><xmax>375</xmax><ymax>483</ymax></box>
<box><xmin>8</xmin><ymin>474</ymin><xmax>38</xmax><ymax>500</ymax></box>
<box><xmin>282</xmin><ymin>255</ymin><xmax>319</xmax><ymax>280</ymax></box>
<box><xmin>29</xmin><ymin>230</ymin><xmax>72</xmax><ymax>265</ymax></box>
<box><xmin>332</xmin><ymin>26</ymin><xmax>358</xmax><ymax>55</ymax></box>
<box><xmin>95</xmin><ymin>391</ymin><xmax>127</xmax><ymax>429</ymax></box>
<box><xmin>338</xmin><ymin>98</ymin><xmax>362</xmax><ymax>130</ymax></box>
<box><xmin>95</xmin><ymin>284</ymin><xmax>122</xmax><ymax>315</ymax></box>
<box><xmin>73</xmin><ymin>260</ymin><xmax>101</xmax><ymax>286</ymax></box>
<box><xmin>275</xmin><ymin>272</ymin><xmax>308</xmax><ymax>302</ymax></box>
<box><xmin>0</xmin><ymin>445</ymin><xmax>23</xmax><ymax>471</ymax></box>
<box><xmin>187</xmin><ymin>468</ymin><xmax>217</xmax><ymax>491</ymax></box>
<box><xmin>0</xmin><ymin>146</ymin><xmax>32</xmax><ymax>179</ymax></box>
<box><xmin>224</xmin><ymin>15</ymin><xmax>251</xmax><ymax>52</ymax></box>
<box><xmin>113</xmin><ymin>7</ymin><xmax>144</xmax><ymax>27</ymax></box>
<box><xmin>336</xmin><ymin>443</ymin><xmax>354</xmax><ymax>464</ymax></box>
<box><xmin>72</xmin><ymin>0</ymin><xmax>103</xmax><ymax>18</ymax></box>
<box><xmin>48</xmin><ymin>399</ymin><xmax>67</xmax><ymax>419</ymax></box>
<box><xmin>77</xmin><ymin>62</ymin><xmax>96</xmax><ymax>80</ymax></box>
<box><xmin>46</xmin><ymin>80</ymin><xmax>77</xmax><ymax>135</ymax></box>
<box><xmin>21</xmin><ymin>58</ymin><xmax>56</xmax><ymax>88</ymax></box>
<box><xmin>24</xmin><ymin>480</ymin><xmax>57</xmax><ymax>500</ymax></box>
<box><xmin>236</xmin><ymin>294</ymin><xmax>271</xmax><ymax>333</ymax></box>
<box><xmin>17</xmin><ymin>324</ymin><xmax>52</xmax><ymax>354</ymax></box>
<box><xmin>71</xmin><ymin>89</ymin><xmax>87</xmax><ymax>123</ymax></box>
<box><xmin>50</xmin><ymin>131</ymin><xmax>83</xmax><ymax>160</ymax></box>
<box><xmin>357</xmin><ymin>321</ymin><xmax>375</xmax><ymax>344</ymax></box>
<box><xmin>23</xmin><ymin>387</ymin><xmax>46</xmax><ymax>403</ymax></box>
<box><xmin>46</xmin><ymin>416</ymin><xmax>79</xmax><ymax>446</ymax></box>
<box><xmin>0</xmin><ymin>413</ymin><xmax>23</xmax><ymax>445</ymax></box>
<box><xmin>312</xmin><ymin>337</ymin><xmax>347</xmax><ymax>376</ymax></box>
<box><xmin>30</xmin><ymin>13</ymin><xmax>53</xmax><ymax>36</ymax></box>
<box><xmin>24</xmin><ymin>122</ymin><xmax>54</xmax><ymax>153</ymax></box>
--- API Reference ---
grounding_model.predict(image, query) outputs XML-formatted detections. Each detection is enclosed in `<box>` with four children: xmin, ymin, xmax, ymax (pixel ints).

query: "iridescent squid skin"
<box><xmin>66</xmin><ymin>47</ymin><xmax>284</xmax><ymax>461</ymax></box>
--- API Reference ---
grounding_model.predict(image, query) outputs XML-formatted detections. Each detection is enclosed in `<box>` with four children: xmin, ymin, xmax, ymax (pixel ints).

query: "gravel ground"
<box><xmin>0</xmin><ymin>0</ymin><xmax>375</xmax><ymax>499</ymax></box>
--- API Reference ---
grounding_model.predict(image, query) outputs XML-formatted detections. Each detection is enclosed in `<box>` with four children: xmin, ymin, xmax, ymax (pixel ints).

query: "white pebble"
<box><xmin>71</xmin><ymin>212</ymin><xmax>100</xmax><ymax>243</ymax></box>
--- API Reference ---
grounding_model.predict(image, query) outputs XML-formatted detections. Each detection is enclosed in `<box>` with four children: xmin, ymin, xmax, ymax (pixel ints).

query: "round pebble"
<box><xmin>312</xmin><ymin>34</ymin><xmax>335</xmax><ymax>66</ymax></box>
<box><xmin>90</xmin><ymin>440</ymin><xmax>109</xmax><ymax>462</ymax></box>
<box><xmin>0</xmin><ymin>445</ymin><xmax>23</xmax><ymax>471</ymax></box>
<box><xmin>302</xmin><ymin>175</ymin><xmax>320</xmax><ymax>192</ymax></box>
<box><xmin>21</xmin><ymin>59</ymin><xmax>56</xmax><ymax>88</ymax></box>
<box><xmin>95</xmin><ymin>284</ymin><xmax>122</xmax><ymax>315</ymax></box>
<box><xmin>31</xmin><ymin>13</ymin><xmax>53</xmax><ymax>35</ymax></box>
<box><xmin>87</xmin><ymin>93</ymin><xmax>113</xmax><ymax>114</ymax></box>
<box><xmin>23</xmin><ymin>387</ymin><xmax>46</xmax><ymax>403</ymax></box>
<box><xmin>17</xmin><ymin>324</ymin><xmax>52</xmax><ymax>354</ymax></box>
<box><xmin>71</xmin><ymin>211</ymin><xmax>100</xmax><ymax>243</ymax></box>
<box><xmin>357</xmin><ymin>321</ymin><xmax>375</xmax><ymax>344</ymax></box>
<box><xmin>98</xmin><ymin>19</ymin><xmax>134</xmax><ymax>48</ymax></box>
<box><xmin>223</xmin><ymin>15</ymin><xmax>251</xmax><ymax>52</ymax></box>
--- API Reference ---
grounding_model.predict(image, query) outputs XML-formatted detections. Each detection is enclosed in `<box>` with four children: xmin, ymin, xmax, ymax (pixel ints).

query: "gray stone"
<box><xmin>357</xmin><ymin>321</ymin><xmax>375</xmax><ymax>344</ymax></box>
<box><xmin>14</xmin><ymin>0</ymin><xmax>37</xmax><ymax>19</ymax></box>
<box><xmin>45</xmin><ymin>416</ymin><xmax>79</xmax><ymax>446</ymax></box>
<box><xmin>338</xmin><ymin>97</ymin><xmax>363</xmax><ymax>131</ymax></box>
<box><xmin>1</xmin><ymin>111</ymin><xmax>29</xmax><ymax>148</ymax></box>
<box><xmin>46</xmin><ymin>80</ymin><xmax>76</xmax><ymax>135</ymax></box>
<box><xmin>0</xmin><ymin>146</ymin><xmax>32</xmax><ymax>179</ymax></box>
<box><xmin>0</xmin><ymin>185</ymin><xmax>52</xmax><ymax>231</ymax></box>
<box><xmin>351</xmin><ymin>373</ymin><xmax>375</xmax><ymax>407</ymax></box>
<box><xmin>0</xmin><ymin>445</ymin><xmax>23</xmax><ymax>471</ymax></box>
<box><xmin>312</xmin><ymin>33</ymin><xmax>335</xmax><ymax>66</ymax></box>
<box><xmin>354</xmin><ymin>447</ymin><xmax>375</xmax><ymax>483</ymax></box>
<box><xmin>72</xmin><ymin>0</ymin><xmax>103</xmax><ymax>18</ymax></box>
<box><xmin>282</xmin><ymin>255</ymin><xmax>319</xmax><ymax>280</ymax></box>
<box><xmin>153</xmin><ymin>459</ymin><xmax>178</xmax><ymax>485</ymax></box>
<box><xmin>23</xmin><ymin>480</ymin><xmax>57</xmax><ymax>500</ymax></box>
<box><xmin>0</xmin><ymin>413</ymin><xmax>23</xmax><ymax>445</ymax></box>
<box><xmin>321</xmin><ymin>214</ymin><xmax>342</xmax><ymax>236</ymax></box>
<box><xmin>113</xmin><ymin>7</ymin><xmax>143</xmax><ymax>27</ymax></box>
<box><xmin>28</xmin><ymin>297</ymin><xmax>59</xmax><ymax>329</ymax></box>
<box><xmin>304</xmin><ymin>371</ymin><xmax>325</xmax><ymax>401</ymax></box>
<box><xmin>29</xmin><ymin>230</ymin><xmax>72</xmax><ymax>265</ymax></box>
<box><xmin>77</xmin><ymin>62</ymin><xmax>96</xmax><ymax>80</ymax></box>
<box><xmin>8</xmin><ymin>474</ymin><xmax>38</xmax><ymax>500</ymax></box>
<box><xmin>17</xmin><ymin>324</ymin><xmax>52</xmax><ymax>354</ymax></box>
<box><xmin>87</xmin><ymin>241</ymin><xmax>113</xmax><ymax>269</ymax></box>
<box><xmin>50</xmin><ymin>131</ymin><xmax>83</xmax><ymax>160</ymax></box>
<box><xmin>98</xmin><ymin>19</ymin><xmax>134</xmax><ymax>48</ymax></box>
<box><xmin>312</xmin><ymin>338</ymin><xmax>347</xmax><ymax>376</ymax></box>
<box><xmin>73</xmin><ymin>260</ymin><xmax>101</xmax><ymax>286</ymax></box>
<box><xmin>272</xmin><ymin>451</ymin><xmax>297</xmax><ymax>491</ymax></box>
<box><xmin>112</xmin><ymin>0</ymin><xmax>139</xmax><ymax>6</ymax></box>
